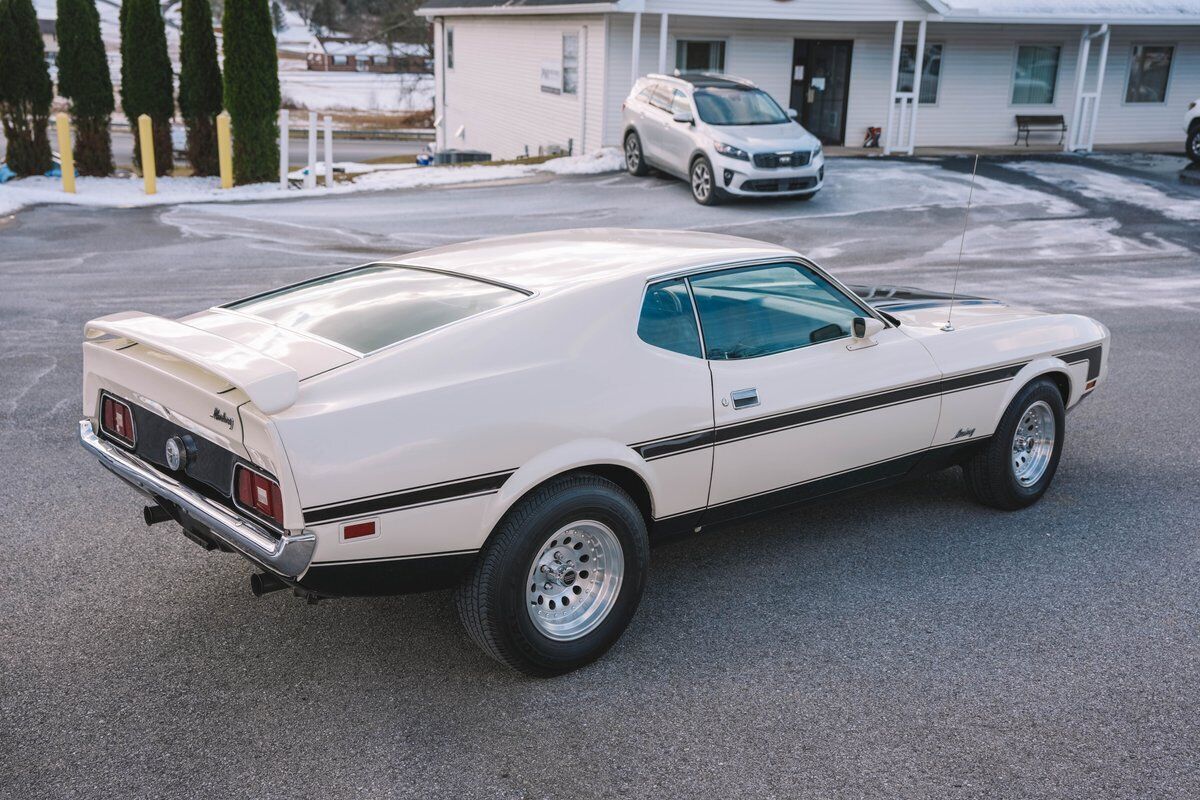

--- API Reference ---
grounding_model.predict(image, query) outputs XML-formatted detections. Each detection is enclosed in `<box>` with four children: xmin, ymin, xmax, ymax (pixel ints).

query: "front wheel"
<box><xmin>962</xmin><ymin>378</ymin><xmax>1066</xmax><ymax>510</ymax></box>
<box><xmin>690</xmin><ymin>156</ymin><xmax>724</xmax><ymax>205</ymax></box>
<box><xmin>455</xmin><ymin>473</ymin><xmax>649</xmax><ymax>676</ymax></box>
<box><xmin>1187</xmin><ymin>126</ymin><xmax>1200</xmax><ymax>163</ymax></box>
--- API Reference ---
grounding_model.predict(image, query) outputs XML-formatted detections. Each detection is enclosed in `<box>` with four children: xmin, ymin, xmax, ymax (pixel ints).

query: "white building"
<box><xmin>416</xmin><ymin>0</ymin><xmax>1200</xmax><ymax>159</ymax></box>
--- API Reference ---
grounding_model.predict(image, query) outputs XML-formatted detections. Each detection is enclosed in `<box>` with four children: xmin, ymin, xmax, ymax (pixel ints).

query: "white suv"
<box><xmin>1187</xmin><ymin>98</ymin><xmax>1199</xmax><ymax>162</ymax></box>
<box><xmin>622</xmin><ymin>73</ymin><xmax>825</xmax><ymax>205</ymax></box>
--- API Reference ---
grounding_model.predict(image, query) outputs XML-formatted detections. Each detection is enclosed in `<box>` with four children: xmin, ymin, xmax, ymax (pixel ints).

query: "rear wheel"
<box><xmin>963</xmin><ymin>378</ymin><xmax>1065</xmax><ymax>510</ymax></box>
<box><xmin>625</xmin><ymin>131</ymin><xmax>650</xmax><ymax>176</ymax></box>
<box><xmin>690</xmin><ymin>156</ymin><xmax>724</xmax><ymax>205</ymax></box>
<box><xmin>455</xmin><ymin>473</ymin><xmax>649</xmax><ymax>676</ymax></box>
<box><xmin>1187</xmin><ymin>125</ymin><xmax>1200</xmax><ymax>163</ymax></box>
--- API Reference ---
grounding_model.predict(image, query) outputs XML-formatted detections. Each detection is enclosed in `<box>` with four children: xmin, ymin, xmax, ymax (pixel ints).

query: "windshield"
<box><xmin>693</xmin><ymin>88</ymin><xmax>790</xmax><ymax>126</ymax></box>
<box><xmin>225</xmin><ymin>265</ymin><xmax>527</xmax><ymax>353</ymax></box>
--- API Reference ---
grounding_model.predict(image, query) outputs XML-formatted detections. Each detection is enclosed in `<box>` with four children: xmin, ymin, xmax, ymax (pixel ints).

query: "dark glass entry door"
<box><xmin>789</xmin><ymin>40</ymin><xmax>854</xmax><ymax>145</ymax></box>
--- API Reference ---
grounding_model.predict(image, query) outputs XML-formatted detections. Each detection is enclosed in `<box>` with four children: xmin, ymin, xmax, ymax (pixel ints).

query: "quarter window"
<box><xmin>690</xmin><ymin>263</ymin><xmax>864</xmax><ymax>360</ymax></box>
<box><xmin>637</xmin><ymin>279</ymin><xmax>702</xmax><ymax>358</ymax></box>
<box><xmin>1012</xmin><ymin>44</ymin><xmax>1061</xmax><ymax>104</ymax></box>
<box><xmin>563</xmin><ymin>33</ymin><xmax>580</xmax><ymax>95</ymax></box>
<box><xmin>1125</xmin><ymin>44</ymin><xmax>1173</xmax><ymax>103</ymax></box>
<box><xmin>897</xmin><ymin>43</ymin><xmax>943</xmax><ymax>104</ymax></box>
<box><xmin>676</xmin><ymin>40</ymin><xmax>725</xmax><ymax>73</ymax></box>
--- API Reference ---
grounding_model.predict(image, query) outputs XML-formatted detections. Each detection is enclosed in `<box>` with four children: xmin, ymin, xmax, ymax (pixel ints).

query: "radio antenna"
<box><xmin>942</xmin><ymin>153</ymin><xmax>979</xmax><ymax>333</ymax></box>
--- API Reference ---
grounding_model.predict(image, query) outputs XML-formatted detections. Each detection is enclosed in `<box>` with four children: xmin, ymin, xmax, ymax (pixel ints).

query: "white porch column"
<box><xmin>1066</xmin><ymin>27</ymin><xmax>1093</xmax><ymax>151</ymax></box>
<box><xmin>1086</xmin><ymin>26</ymin><xmax>1111</xmax><ymax>152</ymax></box>
<box><xmin>906</xmin><ymin>19</ymin><xmax>927</xmax><ymax>155</ymax></box>
<box><xmin>631</xmin><ymin>12</ymin><xmax>642</xmax><ymax>86</ymax></box>
<box><xmin>658</xmin><ymin>13</ymin><xmax>669</xmax><ymax>74</ymax></box>
<box><xmin>884</xmin><ymin>20</ymin><xmax>903</xmax><ymax>155</ymax></box>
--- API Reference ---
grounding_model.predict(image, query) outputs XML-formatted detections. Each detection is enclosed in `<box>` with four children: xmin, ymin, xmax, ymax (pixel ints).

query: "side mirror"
<box><xmin>672</xmin><ymin>110</ymin><xmax>694</xmax><ymax>124</ymax></box>
<box><xmin>787</xmin><ymin>108</ymin><xmax>799</xmax><ymax>120</ymax></box>
<box><xmin>848</xmin><ymin>316</ymin><xmax>885</xmax><ymax>350</ymax></box>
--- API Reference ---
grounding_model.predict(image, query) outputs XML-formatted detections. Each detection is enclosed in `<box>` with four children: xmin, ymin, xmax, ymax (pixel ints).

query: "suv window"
<box><xmin>689</xmin><ymin>263</ymin><xmax>865</xmax><ymax>360</ymax></box>
<box><xmin>637</xmin><ymin>279</ymin><xmax>702</xmax><ymax>358</ymax></box>
<box><xmin>668</xmin><ymin>88</ymin><xmax>691</xmax><ymax>116</ymax></box>
<box><xmin>649</xmin><ymin>84</ymin><xmax>676</xmax><ymax>112</ymax></box>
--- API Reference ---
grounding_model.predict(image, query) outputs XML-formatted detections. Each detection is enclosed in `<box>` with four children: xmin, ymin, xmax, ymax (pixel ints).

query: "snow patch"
<box><xmin>999</xmin><ymin>159</ymin><xmax>1200</xmax><ymax>221</ymax></box>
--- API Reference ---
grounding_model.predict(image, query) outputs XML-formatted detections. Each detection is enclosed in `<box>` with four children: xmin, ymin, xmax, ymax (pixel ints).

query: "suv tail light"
<box><xmin>234</xmin><ymin>465</ymin><xmax>284</xmax><ymax>528</ymax></box>
<box><xmin>100</xmin><ymin>393</ymin><xmax>136</xmax><ymax>446</ymax></box>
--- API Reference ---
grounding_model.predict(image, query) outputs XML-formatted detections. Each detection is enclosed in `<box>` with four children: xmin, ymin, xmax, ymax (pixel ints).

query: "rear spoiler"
<box><xmin>84</xmin><ymin>311</ymin><xmax>299</xmax><ymax>414</ymax></box>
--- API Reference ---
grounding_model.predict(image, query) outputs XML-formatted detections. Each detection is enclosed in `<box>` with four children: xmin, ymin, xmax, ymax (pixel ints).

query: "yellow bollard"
<box><xmin>137</xmin><ymin>114</ymin><xmax>156</xmax><ymax>195</ymax></box>
<box><xmin>55</xmin><ymin>113</ymin><xmax>76</xmax><ymax>194</ymax></box>
<box><xmin>216</xmin><ymin>111</ymin><xmax>233</xmax><ymax>189</ymax></box>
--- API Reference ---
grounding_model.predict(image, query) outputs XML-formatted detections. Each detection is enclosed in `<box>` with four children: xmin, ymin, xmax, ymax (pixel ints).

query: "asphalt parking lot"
<box><xmin>2</xmin><ymin>154</ymin><xmax>1199</xmax><ymax>799</ymax></box>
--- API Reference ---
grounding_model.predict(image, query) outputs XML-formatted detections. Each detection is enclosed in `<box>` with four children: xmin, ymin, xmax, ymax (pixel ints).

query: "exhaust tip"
<box><xmin>250</xmin><ymin>571</ymin><xmax>287</xmax><ymax>597</ymax></box>
<box><xmin>143</xmin><ymin>504</ymin><xmax>172</xmax><ymax>526</ymax></box>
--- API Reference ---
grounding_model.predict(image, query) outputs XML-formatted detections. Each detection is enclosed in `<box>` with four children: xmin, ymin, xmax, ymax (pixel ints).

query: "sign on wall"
<box><xmin>540</xmin><ymin>61</ymin><xmax>563</xmax><ymax>94</ymax></box>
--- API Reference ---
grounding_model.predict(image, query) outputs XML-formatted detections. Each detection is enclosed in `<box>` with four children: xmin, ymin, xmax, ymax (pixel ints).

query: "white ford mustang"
<box><xmin>79</xmin><ymin>230</ymin><xmax>1109</xmax><ymax>675</ymax></box>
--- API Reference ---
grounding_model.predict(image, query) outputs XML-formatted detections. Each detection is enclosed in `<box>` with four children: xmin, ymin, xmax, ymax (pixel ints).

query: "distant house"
<box><xmin>39</xmin><ymin>17</ymin><xmax>58</xmax><ymax>73</ymax></box>
<box><xmin>306</xmin><ymin>38</ymin><xmax>432</xmax><ymax>73</ymax></box>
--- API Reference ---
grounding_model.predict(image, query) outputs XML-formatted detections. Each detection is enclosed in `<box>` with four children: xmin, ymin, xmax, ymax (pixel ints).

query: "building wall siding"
<box><xmin>641</xmin><ymin>0</ymin><xmax>928</xmax><ymax>22</ymax></box>
<box><xmin>439</xmin><ymin>14</ymin><xmax>606</xmax><ymax>159</ymax></box>
<box><xmin>601</xmin><ymin>14</ymin><xmax>1198</xmax><ymax>148</ymax></box>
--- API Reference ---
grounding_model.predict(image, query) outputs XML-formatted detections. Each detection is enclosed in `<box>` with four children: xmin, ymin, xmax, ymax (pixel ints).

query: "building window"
<box><xmin>1012</xmin><ymin>44</ymin><xmax>1061</xmax><ymax>104</ymax></box>
<box><xmin>331</xmin><ymin>55</ymin><xmax>347</xmax><ymax>66</ymax></box>
<box><xmin>562</xmin><ymin>33</ymin><xmax>579</xmax><ymax>95</ymax></box>
<box><xmin>446</xmin><ymin>27</ymin><xmax>454</xmax><ymax>69</ymax></box>
<box><xmin>897</xmin><ymin>43</ymin><xmax>942</xmax><ymax>104</ymax></box>
<box><xmin>1125</xmin><ymin>44</ymin><xmax>1173</xmax><ymax>103</ymax></box>
<box><xmin>676</xmin><ymin>40</ymin><xmax>725</xmax><ymax>73</ymax></box>
<box><xmin>373</xmin><ymin>55</ymin><xmax>389</xmax><ymax>66</ymax></box>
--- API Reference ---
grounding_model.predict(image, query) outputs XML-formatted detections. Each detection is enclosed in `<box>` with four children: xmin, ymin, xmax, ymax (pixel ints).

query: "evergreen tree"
<box><xmin>0</xmin><ymin>0</ymin><xmax>54</xmax><ymax>175</ymax></box>
<box><xmin>56</xmin><ymin>0</ymin><xmax>115</xmax><ymax>176</ymax></box>
<box><xmin>120</xmin><ymin>0</ymin><xmax>174</xmax><ymax>175</ymax></box>
<box><xmin>223</xmin><ymin>0</ymin><xmax>280</xmax><ymax>185</ymax></box>
<box><xmin>179</xmin><ymin>0</ymin><xmax>223</xmax><ymax>175</ymax></box>
<box><xmin>270</xmin><ymin>0</ymin><xmax>285</xmax><ymax>33</ymax></box>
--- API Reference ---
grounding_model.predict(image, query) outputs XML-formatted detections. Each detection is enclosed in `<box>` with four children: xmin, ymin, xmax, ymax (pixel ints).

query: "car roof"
<box><xmin>387</xmin><ymin>229</ymin><xmax>798</xmax><ymax>294</ymax></box>
<box><xmin>647</xmin><ymin>73</ymin><xmax>757</xmax><ymax>90</ymax></box>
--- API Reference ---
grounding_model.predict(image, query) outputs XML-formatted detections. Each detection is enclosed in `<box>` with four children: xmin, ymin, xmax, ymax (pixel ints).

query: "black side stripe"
<box><xmin>1057</xmin><ymin>344</ymin><xmax>1103</xmax><ymax>381</ymax></box>
<box><xmin>633</xmin><ymin>343</ymin><xmax>1102</xmax><ymax>461</ymax></box>
<box><xmin>310</xmin><ymin>547</ymin><xmax>480</xmax><ymax>567</ymax></box>
<box><xmin>304</xmin><ymin>470</ymin><xmax>514</xmax><ymax>525</ymax></box>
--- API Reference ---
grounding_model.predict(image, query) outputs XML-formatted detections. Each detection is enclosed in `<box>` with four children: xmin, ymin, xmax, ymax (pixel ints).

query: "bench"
<box><xmin>1015</xmin><ymin>115</ymin><xmax>1067</xmax><ymax>146</ymax></box>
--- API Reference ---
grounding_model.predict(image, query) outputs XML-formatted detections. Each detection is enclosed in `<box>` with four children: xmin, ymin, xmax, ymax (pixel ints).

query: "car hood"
<box><xmin>707</xmin><ymin>121</ymin><xmax>820</xmax><ymax>151</ymax></box>
<box><xmin>849</xmin><ymin>284</ymin><xmax>1048</xmax><ymax>330</ymax></box>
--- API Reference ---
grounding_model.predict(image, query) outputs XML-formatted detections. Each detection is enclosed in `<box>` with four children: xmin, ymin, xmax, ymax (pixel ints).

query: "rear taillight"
<box><xmin>234</xmin><ymin>465</ymin><xmax>284</xmax><ymax>528</ymax></box>
<box><xmin>100</xmin><ymin>393</ymin><xmax>136</xmax><ymax>446</ymax></box>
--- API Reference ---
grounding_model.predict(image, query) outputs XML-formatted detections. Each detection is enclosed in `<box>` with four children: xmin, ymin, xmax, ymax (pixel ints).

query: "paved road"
<box><xmin>2</xmin><ymin>155</ymin><xmax>1199</xmax><ymax>799</ymax></box>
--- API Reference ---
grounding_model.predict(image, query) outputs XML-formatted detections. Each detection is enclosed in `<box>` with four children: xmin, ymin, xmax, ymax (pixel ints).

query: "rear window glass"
<box><xmin>225</xmin><ymin>265</ymin><xmax>527</xmax><ymax>353</ymax></box>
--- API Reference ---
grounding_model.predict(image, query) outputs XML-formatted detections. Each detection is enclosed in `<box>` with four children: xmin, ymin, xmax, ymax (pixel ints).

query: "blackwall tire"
<box><xmin>690</xmin><ymin>156</ymin><xmax>724</xmax><ymax>205</ymax></box>
<box><xmin>963</xmin><ymin>378</ymin><xmax>1066</xmax><ymax>511</ymax></box>
<box><xmin>1187</xmin><ymin>126</ymin><xmax>1200</xmax><ymax>164</ymax></box>
<box><xmin>625</xmin><ymin>131</ymin><xmax>650</xmax><ymax>176</ymax></box>
<box><xmin>455</xmin><ymin>473</ymin><xmax>649</xmax><ymax>677</ymax></box>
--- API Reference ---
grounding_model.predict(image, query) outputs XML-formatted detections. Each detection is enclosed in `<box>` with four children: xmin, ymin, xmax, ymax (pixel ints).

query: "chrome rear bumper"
<box><xmin>78</xmin><ymin>419</ymin><xmax>315</xmax><ymax>578</ymax></box>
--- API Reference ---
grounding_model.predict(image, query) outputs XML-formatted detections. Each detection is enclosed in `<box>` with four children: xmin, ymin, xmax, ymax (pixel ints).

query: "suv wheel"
<box><xmin>1188</xmin><ymin>125</ymin><xmax>1200</xmax><ymax>164</ymax></box>
<box><xmin>690</xmin><ymin>156</ymin><xmax>724</xmax><ymax>206</ymax></box>
<box><xmin>625</xmin><ymin>131</ymin><xmax>649</xmax><ymax>176</ymax></box>
<box><xmin>455</xmin><ymin>473</ymin><xmax>649</xmax><ymax>676</ymax></box>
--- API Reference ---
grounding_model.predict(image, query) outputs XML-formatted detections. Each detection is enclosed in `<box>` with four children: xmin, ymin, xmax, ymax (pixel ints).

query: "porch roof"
<box><xmin>418</xmin><ymin>0</ymin><xmax>1200</xmax><ymax>23</ymax></box>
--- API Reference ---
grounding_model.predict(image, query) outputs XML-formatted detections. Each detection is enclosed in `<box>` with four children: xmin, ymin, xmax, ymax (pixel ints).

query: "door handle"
<box><xmin>730</xmin><ymin>388</ymin><xmax>760</xmax><ymax>410</ymax></box>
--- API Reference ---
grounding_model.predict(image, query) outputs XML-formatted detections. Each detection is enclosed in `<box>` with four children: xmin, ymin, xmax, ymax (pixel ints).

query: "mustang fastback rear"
<box><xmin>80</xmin><ymin>229</ymin><xmax>1109</xmax><ymax>675</ymax></box>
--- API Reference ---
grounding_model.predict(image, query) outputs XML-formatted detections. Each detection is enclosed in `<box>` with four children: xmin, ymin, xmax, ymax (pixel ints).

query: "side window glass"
<box><xmin>690</xmin><ymin>263</ymin><xmax>865</xmax><ymax>360</ymax></box>
<box><xmin>649</xmin><ymin>84</ymin><xmax>674</xmax><ymax>112</ymax></box>
<box><xmin>637</xmin><ymin>279</ymin><xmax>702</xmax><ymax>358</ymax></box>
<box><xmin>670</xmin><ymin>89</ymin><xmax>691</xmax><ymax>115</ymax></box>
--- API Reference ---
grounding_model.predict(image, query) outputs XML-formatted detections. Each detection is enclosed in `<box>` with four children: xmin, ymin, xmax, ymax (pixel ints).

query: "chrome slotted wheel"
<box><xmin>625</xmin><ymin>137</ymin><xmax>640</xmax><ymax>171</ymax></box>
<box><xmin>692</xmin><ymin>161</ymin><xmax>712</xmax><ymax>201</ymax></box>
<box><xmin>526</xmin><ymin>521</ymin><xmax>624</xmax><ymax>642</ymax></box>
<box><xmin>1011</xmin><ymin>400</ymin><xmax>1056</xmax><ymax>487</ymax></box>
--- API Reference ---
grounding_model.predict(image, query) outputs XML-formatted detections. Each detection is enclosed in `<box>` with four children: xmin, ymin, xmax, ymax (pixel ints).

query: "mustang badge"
<box><xmin>211</xmin><ymin>408</ymin><xmax>235</xmax><ymax>429</ymax></box>
<box><xmin>953</xmin><ymin>427</ymin><xmax>976</xmax><ymax>440</ymax></box>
